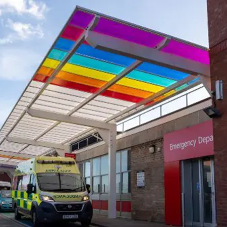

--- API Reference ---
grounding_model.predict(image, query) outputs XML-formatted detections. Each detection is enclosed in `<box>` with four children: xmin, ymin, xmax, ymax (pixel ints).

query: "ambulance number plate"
<box><xmin>63</xmin><ymin>215</ymin><xmax>78</xmax><ymax>219</ymax></box>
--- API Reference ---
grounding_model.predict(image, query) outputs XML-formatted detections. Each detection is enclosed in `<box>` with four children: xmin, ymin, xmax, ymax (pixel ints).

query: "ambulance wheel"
<box><xmin>15</xmin><ymin>206</ymin><xmax>21</xmax><ymax>220</ymax></box>
<box><xmin>32</xmin><ymin>209</ymin><xmax>40</xmax><ymax>227</ymax></box>
<box><xmin>81</xmin><ymin>219</ymin><xmax>91</xmax><ymax>227</ymax></box>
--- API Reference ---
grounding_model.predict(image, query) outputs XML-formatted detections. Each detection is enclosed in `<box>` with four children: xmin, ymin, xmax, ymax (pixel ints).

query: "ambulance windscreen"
<box><xmin>37</xmin><ymin>173</ymin><xmax>85</xmax><ymax>192</ymax></box>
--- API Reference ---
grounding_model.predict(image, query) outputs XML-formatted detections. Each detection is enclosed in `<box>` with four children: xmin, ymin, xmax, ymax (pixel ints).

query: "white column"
<box><xmin>108</xmin><ymin>127</ymin><xmax>117</xmax><ymax>218</ymax></box>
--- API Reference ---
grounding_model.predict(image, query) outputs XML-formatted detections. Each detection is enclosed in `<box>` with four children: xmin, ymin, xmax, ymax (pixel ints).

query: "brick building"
<box><xmin>0</xmin><ymin>5</ymin><xmax>215</xmax><ymax>227</ymax></box>
<box><xmin>208</xmin><ymin>1</ymin><xmax>227</xmax><ymax>226</ymax></box>
<box><xmin>76</xmin><ymin>100</ymin><xmax>213</xmax><ymax>226</ymax></box>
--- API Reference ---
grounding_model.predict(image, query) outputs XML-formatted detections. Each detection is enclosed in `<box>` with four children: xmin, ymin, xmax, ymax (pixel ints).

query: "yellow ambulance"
<box><xmin>12</xmin><ymin>157</ymin><xmax>92</xmax><ymax>227</ymax></box>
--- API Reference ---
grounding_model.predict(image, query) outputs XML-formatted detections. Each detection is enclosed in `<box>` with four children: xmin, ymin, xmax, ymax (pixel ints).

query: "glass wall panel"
<box><xmin>85</xmin><ymin>177</ymin><xmax>90</xmax><ymax>185</ymax></box>
<box><xmin>116</xmin><ymin>152</ymin><xmax>121</xmax><ymax>173</ymax></box>
<box><xmin>122</xmin><ymin>150</ymin><xmax>128</xmax><ymax>172</ymax></box>
<box><xmin>101</xmin><ymin>175</ymin><xmax>109</xmax><ymax>193</ymax></box>
<box><xmin>93</xmin><ymin>176</ymin><xmax>100</xmax><ymax>193</ymax></box>
<box><xmin>93</xmin><ymin>157</ymin><xmax>100</xmax><ymax>176</ymax></box>
<box><xmin>101</xmin><ymin>155</ymin><xmax>108</xmax><ymax>175</ymax></box>
<box><xmin>116</xmin><ymin>173</ymin><xmax>121</xmax><ymax>193</ymax></box>
<box><xmin>85</xmin><ymin>161</ymin><xmax>90</xmax><ymax>177</ymax></box>
<box><xmin>122</xmin><ymin>172</ymin><xmax>130</xmax><ymax>193</ymax></box>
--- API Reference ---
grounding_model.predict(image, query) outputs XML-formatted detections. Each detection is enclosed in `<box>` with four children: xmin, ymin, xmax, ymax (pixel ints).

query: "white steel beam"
<box><xmin>86</xmin><ymin>31</ymin><xmax>210</xmax><ymax>77</ymax></box>
<box><xmin>27</xmin><ymin>16</ymin><xmax>100</xmax><ymax>110</ymax></box>
<box><xmin>27</xmin><ymin>109</ymin><xmax>116</xmax><ymax>130</ymax></box>
<box><xmin>0</xmin><ymin>16</ymin><xmax>100</xmax><ymax>146</ymax></box>
<box><xmin>116</xmin><ymin>81</ymin><xmax>202</xmax><ymax>123</ymax></box>
<box><xmin>106</xmin><ymin>75</ymin><xmax>196</xmax><ymax>122</ymax></box>
<box><xmin>6</xmin><ymin>137</ymin><xmax>68</xmax><ymax>150</ymax></box>
<box><xmin>69</xmin><ymin>60</ymin><xmax>142</xmax><ymax>113</ymax></box>
<box><xmin>0</xmin><ymin>150</ymin><xmax>35</xmax><ymax>159</ymax></box>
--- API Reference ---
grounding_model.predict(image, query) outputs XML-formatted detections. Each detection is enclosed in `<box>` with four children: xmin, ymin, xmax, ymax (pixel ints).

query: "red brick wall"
<box><xmin>208</xmin><ymin>1</ymin><xmax>227</xmax><ymax>48</ymax></box>
<box><xmin>208</xmin><ymin>1</ymin><xmax>227</xmax><ymax>226</ymax></box>
<box><xmin>130</xmin><ymin>139</ymin><xmax>164</xmax><ymax>223</ymax></box>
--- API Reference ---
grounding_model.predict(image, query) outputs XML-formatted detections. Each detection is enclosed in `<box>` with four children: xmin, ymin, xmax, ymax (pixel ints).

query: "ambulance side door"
<box><xmin>20</xmin><ymin>175</ymin><xmax>30</xmax><ymax>213</ymax></box>
<box><xmin>27</xmin><ymin>174</ymin><xmax>36</xmax><ymax>212</ymax></box>
<box><xmin>15</xmin><ymin>176</ymin><xmax>23</xmax><ymax>210</ymax></box>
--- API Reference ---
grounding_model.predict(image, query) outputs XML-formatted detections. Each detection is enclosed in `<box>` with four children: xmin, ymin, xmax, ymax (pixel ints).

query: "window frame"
<box><xmin>79</xmin><ymin>150</ymin><xmax>131</xmax><ymax>195</ymax></box>
<box><xmin>117</xmin><ymin>149</ymin><xmax>131</xmax><ymax>194</ymax></box>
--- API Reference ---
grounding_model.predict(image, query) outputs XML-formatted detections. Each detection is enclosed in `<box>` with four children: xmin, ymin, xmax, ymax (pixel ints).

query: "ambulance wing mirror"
<box><xmin>27</xmin><ymin>184</ymin><xmax>35</xmax><ymax>194</ymax></box>
<box><xmin>86</xmin><ymin>184</ymin><xmax>91</xmax><ymax>194</ymax></box>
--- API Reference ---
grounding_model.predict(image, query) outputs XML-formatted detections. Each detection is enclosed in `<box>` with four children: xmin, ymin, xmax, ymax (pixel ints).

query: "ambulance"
<box><xmin>12</xmin><ymin>157</ymin><xmax>92</xmax><ymax>227</ymax></box>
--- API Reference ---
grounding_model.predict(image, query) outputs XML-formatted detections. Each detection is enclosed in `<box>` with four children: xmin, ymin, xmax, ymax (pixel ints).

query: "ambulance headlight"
<box><xmin>82</xmin><ymin>195</ymin><xmax>89</xmax><ymax>201</ymax></box>
<box><xmin>39</xmin><ymin>195</ymin><xmax>54</xmax><ymax>202</ymax></box>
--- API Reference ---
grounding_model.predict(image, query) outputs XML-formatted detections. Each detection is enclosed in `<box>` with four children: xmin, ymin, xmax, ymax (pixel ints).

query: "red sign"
<box><xmin>164</xmin><ymin>120</ymin><xmax>214</xmax><ymax>162</ymax></box>
<box><xmin>65</xmin><ymin>153</ymin><xmax>76</xmax><ymax>160</ymax></box>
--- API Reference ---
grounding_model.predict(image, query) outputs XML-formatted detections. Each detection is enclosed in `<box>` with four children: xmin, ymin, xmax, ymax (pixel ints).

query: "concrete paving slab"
<box><xmin>1</xmin><ymin>212</ymin><xmax>167</xmax><ymax>227</ymax></box>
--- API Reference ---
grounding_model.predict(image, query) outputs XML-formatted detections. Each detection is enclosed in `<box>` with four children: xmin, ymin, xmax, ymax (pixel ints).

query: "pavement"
<box><xmin>0</xmin><ymin>212</ymin><xmax>166</xmax><ymax>227</ymax></box>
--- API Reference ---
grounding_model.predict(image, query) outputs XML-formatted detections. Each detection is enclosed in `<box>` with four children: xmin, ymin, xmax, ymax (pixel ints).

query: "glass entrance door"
<box><xmin>182</xmin><ymin>157</ymin><xmax>216</xmax><ymax>227</ymax></box>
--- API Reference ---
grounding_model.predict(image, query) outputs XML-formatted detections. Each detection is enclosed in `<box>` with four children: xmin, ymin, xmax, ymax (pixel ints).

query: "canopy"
<box><xmin>0</xmin><ymin>6</ymin><xmax>210</xmax><ymax>166</ymax></box>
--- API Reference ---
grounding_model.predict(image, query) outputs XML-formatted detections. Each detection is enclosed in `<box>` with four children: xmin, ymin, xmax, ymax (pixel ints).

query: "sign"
<box><xmin>164</xmin><ymin>120</ymin><xmax>214</xmax><ymax>162</ymax></box>
<box><xmin>137</xmin><ymin>171</ymin><xmax>145</xmax><ymax>187</ymax></box>
<box><xmin>65</xmin><ymin>153</ymin><xmax>76</xmax><ymax>160</ymax></box>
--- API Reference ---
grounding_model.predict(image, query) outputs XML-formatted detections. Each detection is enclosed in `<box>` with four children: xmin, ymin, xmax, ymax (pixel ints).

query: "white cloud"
<box><xmin>0</xmin><ymin>19</ymin><xmax>44</xmax><ymax>44</ymax></box>
<box><xmin>0</xmin><ymin>36</ymin><xmax>13</xmax><ymax>44</ymax></box>
<box><xmin>7</xmin><ymin>19</ymin><xmax>43</xmax><ymax>39</ymax></box>
<box><xmin>0</xmin><ymin>0</ymin><xmax>48</xmax><ymax>19</ymax></box>
<box><xmin>0</xmin><ymin>48</ymin><xmax>42</xmax><ymax>81</ymax></box>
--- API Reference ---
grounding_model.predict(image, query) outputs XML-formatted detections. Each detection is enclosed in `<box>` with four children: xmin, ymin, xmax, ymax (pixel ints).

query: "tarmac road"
<box><xmin>0</xmin><ymin>212</ymin><xmax>96</xmax><ymax>227</ymax></box>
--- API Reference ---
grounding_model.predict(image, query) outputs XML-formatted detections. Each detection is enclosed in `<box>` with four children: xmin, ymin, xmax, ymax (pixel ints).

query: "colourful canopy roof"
<box><xmin>0</xmin><ymin>6</ymin><xmax>209</xmax><ymax>164</ymax></box>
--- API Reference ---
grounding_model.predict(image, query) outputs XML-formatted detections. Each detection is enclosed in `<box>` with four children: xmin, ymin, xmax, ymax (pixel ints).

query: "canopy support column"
<box><xmin>108</xmin><ymin>127</ymin><xmax>117</xmax><ymax>219</ymax></box>
<box><xmin>96</xmin><ymin>126</ymin><xmax>117</xmax><ymax>218</ymax></box>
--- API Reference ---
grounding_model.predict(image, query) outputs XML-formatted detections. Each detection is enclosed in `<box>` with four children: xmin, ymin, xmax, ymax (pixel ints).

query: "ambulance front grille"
<box><xmin>55</xmin><ymin>204</ymin><xmax>83</xmax><ymax>212</ymax></box>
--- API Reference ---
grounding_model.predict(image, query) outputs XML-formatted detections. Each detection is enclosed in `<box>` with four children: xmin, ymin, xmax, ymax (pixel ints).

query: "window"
<box><xmin>92</xmin><ymin>157</ymin><xmax>101</xmax><ymax>193</ymax></box>
<box><xmin>1</xmin><ymin>190</ymin><xmax>12</xmax><ymax>198</ymax></box>
<box><xmin>93</xmin><ymin>176</ymin><xmax>100</xmax><ymax>193</ymax></box>
<box><xmin>17</xmin><ymin>176</ymin><xmax>23</xmax><ymax>191</ymax></box>
<box><xmin>101</xmin><ymin>155</ymin><xmax>108</xmax><ymax>193</ymax></box>
<box><xmin>85</xmin><ymin>162</ymin><xmax>90</xmax><ymax>177</ymax></box>
<box><xmin>12</xmin><ymin>176</ymin><xmax>18</xmax><ymax>190</ymax></box>
<box><xmin>84</xmin><ymin>161</ymin><xmax>91</xmax><ymax>186</ymax></box>
<box><xmin>116</xmin><ymin>150</ymin><xmax>131</xmax><ymax>194</ymax></box>
<box><xmin>21</xmin><ymin>175</ymin><xmax>30</xmax><ymax>191</ymax></box>
<box><xmin>122</xmin><ymin>150</ymin><xmax>129</xmax><ymax>172</ymax></box>
<box><xmin>122</xmin><ymin>172</ymin><xmax>130</xmax><ymax>193</ymax></box>
<box><xmin>116</xmin><ymin>174</ymin><xmax>121</xmax><ymax>194</ymax></box>
<box><xmin>101</xmin><ymin>155</ymin><xmax>108</xmax><ymax>175</ymax></box>
<box><xmin>116</xmin><ymin>152</ymin><xmax>120</xmax><ymax>173</ymax></box>
<box><xmin>101</xmin><ymin>175</ymin><xmax>108</xmax><ymax>193</ymax></box>
<box><xmin>37</xmin><ymin>173</ymin><xmax>85</xmax><ymax>192</ymax></box>
<box><xmin>79</xmin><ymin>163</ymin><xmax>83</xmax><ymax>176</ymax></box>
<box><xmin>93</xmin><ymin>158</ymin><xmax>100</xmax><ymax>176</ymax></box>
<box><xmin>80</xmin><ymin>151</ymin><xmax>131</xmax><ymax>195</ymax></box>
<box><xmin>30</xmin><ymin>174</ymin><xmax>36</xmax><ymax>187</ymax></box>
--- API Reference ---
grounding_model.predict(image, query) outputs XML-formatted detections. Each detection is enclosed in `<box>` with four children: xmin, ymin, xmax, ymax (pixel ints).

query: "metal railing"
<box><xmin>117</xmin><ymin>85</ymin><xmax>210</xmax><ymax>132</ymax></box>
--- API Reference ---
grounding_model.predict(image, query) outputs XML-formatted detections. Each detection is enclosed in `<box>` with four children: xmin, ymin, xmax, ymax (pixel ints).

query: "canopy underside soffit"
<box><xmin>0</xmin><ymin>6</ymin><xmax>210</xmax><ymax>166</ymax></box>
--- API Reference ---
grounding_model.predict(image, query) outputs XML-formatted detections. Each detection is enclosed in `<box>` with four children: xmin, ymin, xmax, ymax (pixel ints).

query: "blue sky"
<box><xmin>0</xmin><ymin>0</ymin><xmax>208</xmax><ymax>127</ymax></box>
